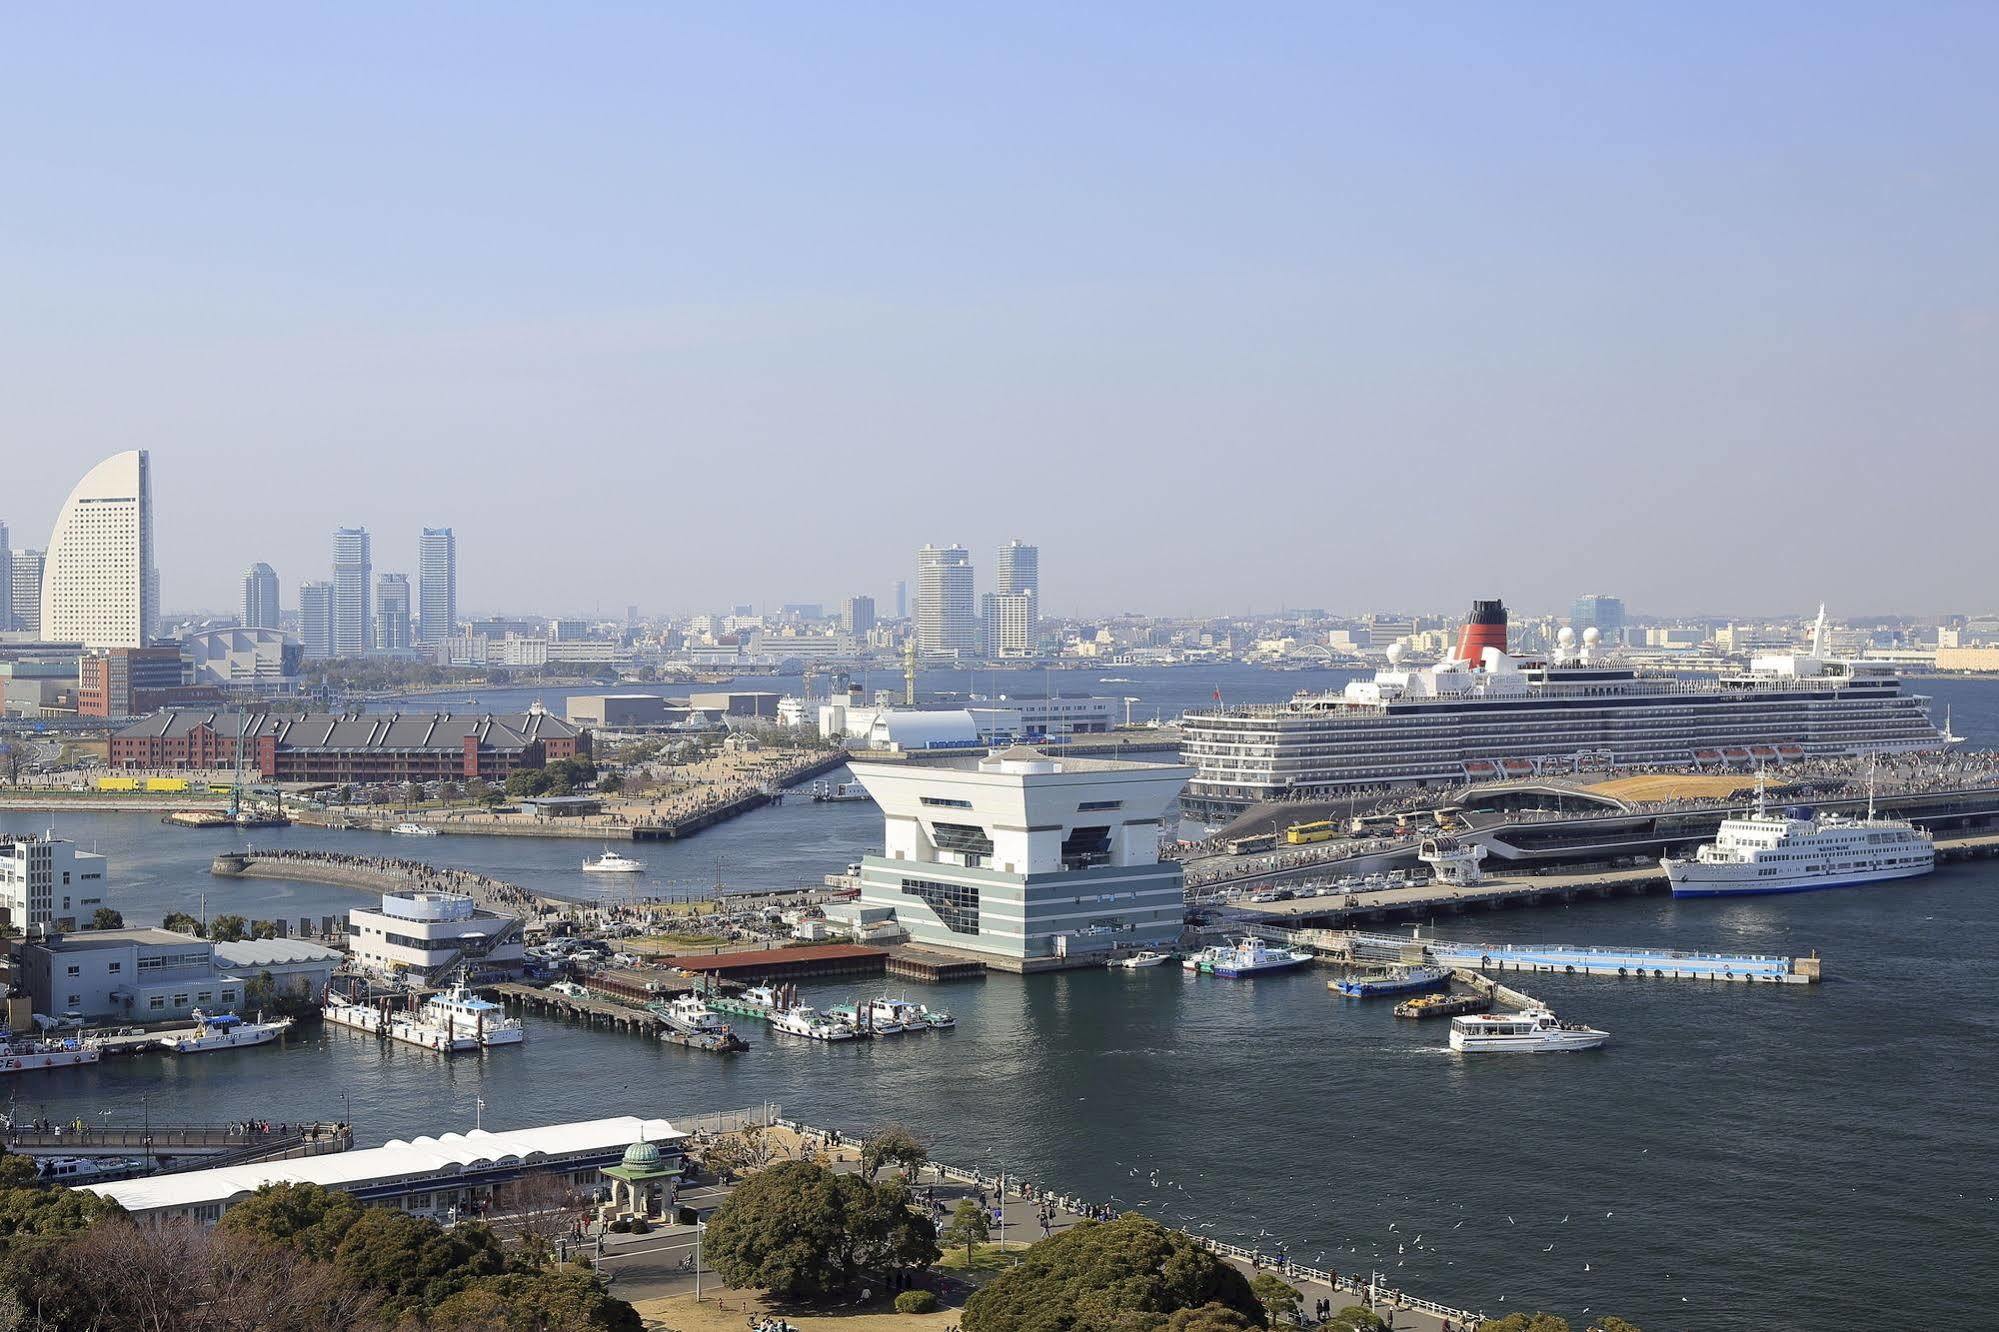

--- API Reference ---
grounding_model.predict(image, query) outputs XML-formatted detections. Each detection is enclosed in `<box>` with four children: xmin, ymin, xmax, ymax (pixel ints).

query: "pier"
<box><xmin>1245</xmin><ymin>923</ymin><xmax>1822</xmax><ymax>983</ymax></box>
<box><xmin>488</xmin><ymin>982</ymin><xmax>675</xmax><ymax>1035</ymax></box>
<box><xmin>6</xmin><ymin>1121</ymin><xmax>350</xmax><ymax>1172</ymax></box>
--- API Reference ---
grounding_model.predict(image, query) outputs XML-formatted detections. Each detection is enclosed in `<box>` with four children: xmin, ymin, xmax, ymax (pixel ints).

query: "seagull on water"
<box><xmin>1542</xmin><ymin>1244</ymin><xmax>1554</xmax><ymax>1253</ymax></box>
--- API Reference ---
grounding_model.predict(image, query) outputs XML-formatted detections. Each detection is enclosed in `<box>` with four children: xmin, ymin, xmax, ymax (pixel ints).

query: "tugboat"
<box><xmin>1394</xmin><ymin>991</ymin><xmax>1491</xmax><ymax>1020</ymax></box>
<box><xmin>647</xmin><ymin>994</ymin><xmax>749</xmax><ymax>1053</ymax></box>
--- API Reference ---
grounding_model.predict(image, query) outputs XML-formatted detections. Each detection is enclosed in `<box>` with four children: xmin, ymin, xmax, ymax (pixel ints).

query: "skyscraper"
<box><xmin>418</xmin><ymin>527</ymin><xmax>457</xmax><ymax>646</ymax></box>
<box><xmin>915</xmin><ymin>545</ymin><xmax>977</xmax><ymax>654</ymax></box>
<box><xmin>9</xmin><ymin>550</ymin><xmax>43</xmax><ymax>638</ymax></box>
<box><xmin>39</xmin><ymin>449</ymin><xmax>157</xmax><ymax>648</ymax></box>
<box><xmin>985</xmin><ymin>592</ymin><xmax>1036</xmax><ymax>658</ymax></box>
<box><xmin>332</xmin><ymin>528</ymin><xmax>372</xmax><ymax>656</ymax></box>
<box><xmin>241</xmin><ymin>562</ymin><xmax>281</xmax><ymax>630</ymax></box>
<box><xmin>842</xmin><ymin>594</ymin><xmax>877</xmax><ymax>636</ymax></box>
<box><xmin>299</xmin><ymin>581</ymin><xmax>334</xmax><ymax>660</ymax></box>
<box><xmin>997</xmin><ymin>539</ymin><xmax>1039</xmax><ymax>600</ymax></box>
<box><xmin>1570</xmin><ymin>594</ymin><xmax>1627</xmax><ymax>644</ymax></box>
<box><xmin>996</xmin><ymin>538</ymin><xmax>1039</xmax><ymax>649</ymax></box>
<box><xmin>893</xmin><ymin>580</ymin><xmax>907</xmax><ymax>619</ymax></box>
<box><xmin>376</xmin><ymin>574</ymin><xmax>413</xmax><ymax>651</ymax></box>
<box><xmin>0</xmin><ymin>522</ymin><xmax>11</xmax><ymax>632</ymax></box>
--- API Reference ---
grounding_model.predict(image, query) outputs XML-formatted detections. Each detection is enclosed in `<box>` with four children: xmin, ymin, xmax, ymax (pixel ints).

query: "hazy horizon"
<box><xmin>6</xmin><ymin>5</ymin><xmax>1995</xmax><ymax>620</ymax></box>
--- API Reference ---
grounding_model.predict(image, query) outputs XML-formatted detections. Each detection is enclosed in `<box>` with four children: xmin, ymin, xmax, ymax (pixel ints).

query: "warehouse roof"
<box><xmin>81</xmin><ymin>1115</ymin><xmax>684</xmax><ymax>1216</ymax></box>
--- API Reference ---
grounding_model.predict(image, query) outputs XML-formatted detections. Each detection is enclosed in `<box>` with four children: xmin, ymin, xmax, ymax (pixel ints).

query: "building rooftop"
<box><xmin>212</xmin><ymin>938</ymin><xmax>343</xmax><ymax>969</ymax></box>
<box><xmin>39</xmin><ymin>928</ymin><xmax>203</xmax><ymax>952</ymax></box>
<box><xmin>851</xmin><ymin>748</ymin><xmax>1190</xmax><ymax>775</ymax></box>
<box><xmin>114</xmin><ymin>709</ymin><xmax>584</xmax><ymax>751</ymax></box>
<box><xmin>81</xmin><ymin>1115</ymin><xmax>685</xmax><ymax>1215</ymax></box>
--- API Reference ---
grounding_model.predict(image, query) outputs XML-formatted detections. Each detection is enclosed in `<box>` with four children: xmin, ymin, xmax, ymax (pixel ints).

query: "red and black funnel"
<box><xmin>1455</xmin><ymin>599</ymin><xmax>1508</xmax><ymax>663</ymax></box>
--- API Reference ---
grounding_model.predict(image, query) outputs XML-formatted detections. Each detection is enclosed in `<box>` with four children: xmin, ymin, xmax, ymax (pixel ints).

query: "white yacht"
<box><xmin>866</xmin><ymin>996</ymin><xmax>926</xmax><ymax>1034</ymax></box>
<box><xmin>1661</xmin><ymin>773</ymin><xmax>1934</xmax><ymax>898</ymax></box>
<box><xmin>421</xmin><ymin>982</ymin><xmax>525</xmax><ymax>1047</ymax></box>
<box><xmin>1449</xmin><ymin>1008</ymin><xmax>1608</xmax><ymax>1054</ymax></box>
<box><xmin>159</xmin><ymin>1011</ymin><xmax>291</xmax><ymax>1054</ymax></box>
<box><xmin>582</xmin><ymin>848</ymin><xmax>646</xmax><ymax>874</ymax></box>
<box><xmin>393</xmin><ymin>822</ymin><xmax>440</xmax><ymax>837</ymax></box>
<box><xmin>769</xmin><ymin>1005</ymin><xmax>857</xmax><ymax>1041</ymax></box>
<box><xmin>1109</xmin><ymin>950</ymin><xmax>1171</xmax><ymax>969</ymax></box>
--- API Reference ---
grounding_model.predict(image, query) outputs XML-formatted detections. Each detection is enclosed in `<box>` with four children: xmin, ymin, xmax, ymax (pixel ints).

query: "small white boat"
<box><xmin>1109</xmin><ymin>950</ymin><xmax>1171</xmax><ymax>969</ymax></box>
<box><xmin>917</xmin><ymin>1004</ymin><xmax>955</xmax><ymax>1030</ymax></box>
<box><xmin>1449</xmin><ymin>1008</ymin><xmax>1608</xmax><ymax>1054</ymax></box>
<box><xmin>0</xmin><ymin>1035</ymin><xmax>102</xmax><ymax>1074</ymax></box>
<box><xmin>393</xmin><ymin>822</ymin><xmax>440</xmax><ymax>837</ymax></box>
<box><xmin>159</xmin><ymin>1011</ymin><xmax>291</xmax><ymax>1054</ymax></box>
<box><xmin>658</xmin><ymin>994</ymin><xmax>729</xmax><ymax>1037</ymax></box>
<box><xmin>324</xmin><ymin>983</ymin><xmax>523</xmax><ymax>1052</ymax></box>
<box><xmin>769</xmin><ymin>1005</ymin><xmax>857</xmax><ymax>1041</ymax></box>
<box><xmin>582</xmin><ymin>848</ymin><xmax>646</xmax><ymax>874</ymax></box>
<box><xmin>547</xmin><ymin>981</ymin><xmax>591</xmax><ymax>1000</ymax></box>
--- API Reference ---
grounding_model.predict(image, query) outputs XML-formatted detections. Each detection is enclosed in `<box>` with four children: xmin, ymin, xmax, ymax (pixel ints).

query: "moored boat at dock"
<box><xmin>1331</xmin><ymin>964</ymin><xmax>1453</xmax><ymax>999</ymax></box>
<box><xmin>324</xmin><ymin>982</ymin><xmax>523</xmax><ymax>1052</ymax></box>
<box><xmin>645</xmin><ymin>995</ymin><xmax>749</xmax><ymax>1052</ymax></box>
<box><xmin>1202</xmin><ymin>937</ymin><xmax>1314</xmax><ymax>978</ymax></box>
<box><xmin>1108</xmin><ymin>950</ymin><xmax>1171</xmax><ymax>969</ymax></box>
<box><xmin>1394</xmin><ymin>991</ymin><xmax>1490</xmax><ymax>1020</ymax></box>
<box><xmin>158</xmin><ymin>1011</ymin><xmax>291</xmax><ymax>1054</ymax></box>
<box><xmin>392</xmin><ymin>822</ymin><xmax>439</xmax><ymax>837</ymax></box>
<box><xmin>1661</xmin><ymin>771</ymin><xmax>1934</xmax><ymax>897</ymax></box>
<box><xmin>0</xmin><ymin>1034</ymin><xmax>103</xmax><ymax>1074</ymax></box>
<box><xmin>770</xmin><ymin>1004</ymin><xmax>857</xmax><ymax>1041</ymax></box>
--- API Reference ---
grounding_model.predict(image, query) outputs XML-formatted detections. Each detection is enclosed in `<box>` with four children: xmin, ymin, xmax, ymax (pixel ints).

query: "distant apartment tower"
<box><xmin>10</xmin><ymin>550</ymin><xmax>45</xmax><ymax>638</ymax></box>
<box><xmin>418</xmin><ymin>527</ymin><xmax>457</xmax><ymax>645</ymax></box>
<box><xmin>332</xmin><ymin>528</ymin><xmax>372</xmax><ymax>655</ymax></box>
<box><xmin>299</xmin><ymin>581</ymin><xmax>334</xmax><ymax>660</ymax></box>
<box><xmin>842</xmin><ymin>595</ymin><xmax>877</xmax><ymax>636</ymax></box>
<box><xmin>0</xmin><ymin>522</ymin><xmax>11</xmax><ymax>632</ymax></box>
<box><xmin>915</xmin><ymin>546</ymin><xmax>977</xmax><ymax>654</ymax></box>
<box><xmin>997</xmin><ymin>540</ymin><xmax>1039</xmax><ymax>600</ymax></box>
<box><xmin>984</xmin><ymin>591</ymin><xmax>1037</xmax><ymax>658</ymax></box>
<box><xmin>241</xmin><ymin>563</ymin><xmax>281</xmax><ymax>630</ymax></box>
<box><xmin>40</xmin><ymin>450</ymin><xmax>157</xmax><ymax>649</ymax></box>
<box><xmin>893</xmin><ymin>580</ymin><xmax>907</xmax><ymax>619</ymax></box>
<box><xmin>376</xmin><ymin>574</ymin><xmax>413</xmax><ymax>651</ymax></box>
<box><xmin>1570</xmin><ymin>594</ymin><xmax>1627</xmax><ymax>644</ymax></box>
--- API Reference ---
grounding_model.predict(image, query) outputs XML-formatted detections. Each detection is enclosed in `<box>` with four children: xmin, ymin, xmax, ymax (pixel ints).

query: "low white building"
<box><xmin>346</xmin><ymin>891</ymin><xmax>525</xmax><ymax>981</ymax></box>
<box><xmin>847</xmin><ymin>747</ymin><xmax>1192</xmax><ymax>967</ymax></box>
<box><xmin>0</xmin><ymin>833</ymin><xmax>110</xmax><ymax>932</ymax></box>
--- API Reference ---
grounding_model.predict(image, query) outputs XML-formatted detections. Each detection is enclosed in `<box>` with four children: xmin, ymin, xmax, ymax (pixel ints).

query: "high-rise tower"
<box><xmin>419</xmin><ymin>527</ymin><xmax>457</xmax><ymax>646</ymax></box>
<box><xmin>332</xmin><ymin>528</ymin><xmax>372</xmax><ymax>656</ymax></box>
<box><xmin>242</xmin><ymin>562</ymin><xmax>281</xmax><ymax>630</ymax></box>
<box><xmin>40</xmin><ymin>450</ymin><xmax>157</xmax><ymax>648</ymax></box>
<box><xmin>915</xmin><ymin>546</ymin><xmax>976</xmax><ymax>654</ymax></box>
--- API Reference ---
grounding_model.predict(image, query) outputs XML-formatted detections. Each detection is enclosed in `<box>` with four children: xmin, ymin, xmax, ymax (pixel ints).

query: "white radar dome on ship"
<box><xmin>1385</xmin><ymin>643</ymin><xmax>1406</xmax><ymax>665</ymax></box>
<box><xmin>1557</xmin><ymin>626</ymin><xmax>1576</xmax><ymax>649</ymax></box>
<box><xmin>1582</xmin><ymin>626</ymin><xmax>1602</xmax><ymax>646</ymax></box>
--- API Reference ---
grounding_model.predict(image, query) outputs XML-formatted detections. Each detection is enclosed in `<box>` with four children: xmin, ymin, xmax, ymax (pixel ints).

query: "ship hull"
<box><xmin>1665</xmin><ymin>860</ymin><xmax>1934</xmax><ymax>898</ymax></box>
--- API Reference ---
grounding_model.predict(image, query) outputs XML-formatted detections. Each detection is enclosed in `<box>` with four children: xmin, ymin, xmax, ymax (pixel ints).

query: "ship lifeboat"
<box><xmin>1722</xmin><ymin>747</ymin><xmax>1752</xmax><ymax>763</ymax></box>
<box><xmin>1500</xmin><ymin>758</ymin><xmax>1533</xmax><ymax>776</ymax></box>
<box><xmin>1463</xmin><ymin>760</ymin><xmax>1499</xmax><ymax>778</ymax></box>
<box><xmin>1776</xmin><ymin>743</ymin><xmax>1805</xmax><ymax>759</ymax></box>
<box><xmin>1694</xmin><ymin>749</ymin><xmax>1723</xmax><ymax>763</ymax></box>
<box><xmin>1749</xmin><ymin>745</ymin><xmax>1779</xmax><ymax>759</ymax></box>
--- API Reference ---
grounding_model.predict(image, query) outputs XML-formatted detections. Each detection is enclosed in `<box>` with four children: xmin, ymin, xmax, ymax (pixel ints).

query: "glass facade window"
<box><xmin>930</xmin><ymin>822</ymin><xmax>995</xmax><ymax>858</ymax></box>
<box><xmin>900</xmin><ymin>877</ymin><xmax>981</xmax><ymax>935</ymax></box>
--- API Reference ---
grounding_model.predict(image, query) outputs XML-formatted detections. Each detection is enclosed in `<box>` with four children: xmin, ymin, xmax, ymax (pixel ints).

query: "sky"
<box><xmin>3</xmin><ymin>4</ymin><xmax>1995</xmax><ymax>621</ymax></box>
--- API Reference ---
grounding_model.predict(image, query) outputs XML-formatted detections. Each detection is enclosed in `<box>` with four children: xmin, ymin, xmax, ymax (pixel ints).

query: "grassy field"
<box><xmin>937</xmin><ymin>1242</ymin><xmax>1023</xmax><ymax>1275</ymax></box>
<box><xmin>630</xmin><ymin>933</ymin><xmax>729</xmax><ymax>951</ymax></box>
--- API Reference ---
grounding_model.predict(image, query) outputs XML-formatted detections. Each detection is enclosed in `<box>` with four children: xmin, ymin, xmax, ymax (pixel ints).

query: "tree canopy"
<box><xmin>1479</xmin><ymin>1315</ymin><xmax>1572</xmax><ymax>1332</ymax></box>
<box><xmin>701</xmin><ymin>1160</ymin><xmax>939</xmax><ymax>1302</ymax></box>
<box><xmin>90</xmin><ymin>907</ymin><xmax>125</xmax><ymax>930</ymax></box>
<box><xmin>942</xmin><ymin>1198</ymin><xmax>991</xmax><ymax>1260</ymax></box>
<box><xmin>860</xmin><ymin>1125</ymin><xmax>928</xmax><ymax>1181</ymax></box>
<box><xmin>162</xmin><ymin>910</ymin><xmax>205</xmax><ymax>937</ymax></box>
<box><xmin>217</xmin><ymin>1182</ymin><xmax>363</xmax><ymax>1263</ymax></box>
<box><xmin>1249</xmin><ymin>1272</ymin><xmax>1301</xmax><ymax>1325</ymax></box>
<box><xmin>428</xmin><ymin>1270</ymin><xmax>643</xmax><ymax>1332</ymax></box>
<box><xmin>962</xmin><ymin>1214</ymin><xmax>1265</xmax><ymax>1332</ymax></box>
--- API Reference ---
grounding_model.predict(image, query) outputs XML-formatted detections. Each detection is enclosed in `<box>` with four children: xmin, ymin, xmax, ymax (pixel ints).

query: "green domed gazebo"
<box><xmin>600</xmin><ymin>1138</ymin><xmax>681</xmax><ymax>1219</ymax></box>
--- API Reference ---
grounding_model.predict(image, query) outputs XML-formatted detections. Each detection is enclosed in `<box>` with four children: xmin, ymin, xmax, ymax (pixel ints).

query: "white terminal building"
<box><xmin>345</xmin><ymin>891</ymin><xmax>525</xmax><ymax>981</ymax></box>
<box><xmin>0</xmin><ymin>833</ymin><xmax>110</xmax><ymax>933</ymax></box>
<box><xmin>845</xmin><ymin>747</ymin><xmax>1192</xmax><ymax>968</ymax></box>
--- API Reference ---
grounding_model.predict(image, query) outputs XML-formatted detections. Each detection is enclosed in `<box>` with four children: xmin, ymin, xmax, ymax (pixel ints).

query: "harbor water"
<box><xmin>10</xmin><ymin>665</ymin><xmax>1999</xmax><ymax>1330</ymax></box>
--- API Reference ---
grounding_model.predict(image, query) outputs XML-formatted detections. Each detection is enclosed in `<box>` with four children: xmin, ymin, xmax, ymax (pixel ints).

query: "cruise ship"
<box><xmin>1180</xmin><ymin>600</ymin><xmax>1947</xmax><ymax>823</ymax></box>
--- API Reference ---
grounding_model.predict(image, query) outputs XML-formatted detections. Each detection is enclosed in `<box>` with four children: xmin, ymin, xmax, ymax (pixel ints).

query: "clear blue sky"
<box><xmin>3</xmin><ymin>4</ymin><xmax>1994</xmax><ymax>619</ymax></box>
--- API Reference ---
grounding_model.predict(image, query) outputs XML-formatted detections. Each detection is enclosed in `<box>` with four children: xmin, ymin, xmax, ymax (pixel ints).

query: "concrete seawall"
<box><xmin>211</xmin><ymin>851</ymin><xmax>578</xmax><ymax>914</ymax></box>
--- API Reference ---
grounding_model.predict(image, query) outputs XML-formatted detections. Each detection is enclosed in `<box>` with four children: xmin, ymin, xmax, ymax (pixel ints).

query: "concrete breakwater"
<box><xmin>211</xmin><ymin>850</ymin><xmax>577</xmax><ymax>916</ymax></box>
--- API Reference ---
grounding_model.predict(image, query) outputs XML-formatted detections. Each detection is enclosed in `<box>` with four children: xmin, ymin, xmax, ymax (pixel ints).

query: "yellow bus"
<box><xmin>1283</xmin><ymin>820</ymin><xmax>1341</xmax><ymax>846</ymax></box>
<box><xmin>98</xmin><ymin>776</ymin><xmax>139</xmax><ymax>792</ymax></box>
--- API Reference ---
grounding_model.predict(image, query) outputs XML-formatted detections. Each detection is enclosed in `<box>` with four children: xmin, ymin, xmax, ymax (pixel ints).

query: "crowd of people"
<box><xmin>242</xmin><ymin>847</ymin><xmax>558</xmax><ymax>919</ymax></box>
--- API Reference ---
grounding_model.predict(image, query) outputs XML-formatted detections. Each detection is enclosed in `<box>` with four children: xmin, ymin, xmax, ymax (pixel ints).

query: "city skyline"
<box><xmin>7</xmin><ymin>7</ymin><xmax>1997</xmax><ymax>619</ymax></box>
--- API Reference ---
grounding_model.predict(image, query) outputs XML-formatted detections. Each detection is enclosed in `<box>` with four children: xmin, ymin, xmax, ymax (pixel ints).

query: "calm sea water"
<box><xmin>11</xmin><ymin>665</ymin><xmax>1999</xmax><ymax>1331</ymax></box>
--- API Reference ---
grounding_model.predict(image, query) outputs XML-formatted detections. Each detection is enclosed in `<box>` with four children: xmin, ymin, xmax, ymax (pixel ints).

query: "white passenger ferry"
<box><xmin>1661</xmin><ymin>774</ymin><xmax>1934</xmax><ymax>898</ymax></box>
<box><xmin>1449</xmin><ymin>1008</ymin><xmax>1608</xmax><ymax>1053</ymax></box>
<box><xmin>1180</xmin><ymin>602</ymin><xmax>1948</xmax><ymax>821</ymax></box>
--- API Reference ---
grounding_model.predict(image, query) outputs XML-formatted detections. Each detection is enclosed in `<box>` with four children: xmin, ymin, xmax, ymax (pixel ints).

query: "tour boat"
<box><xmin>1661</xmin><ymin>769</ymin><xmax>1934</xmax><ymax>897</ymax></box>
<box><xmin>769</xmin><ymin>1005</ymin><xmax>857</xmax><ymax>1041</ymax></box>
<box><xmin>0</xmin><ymin>1034</ymin><xmax>102</xmax><ymax>1074</ymax></box>
<box><xmin>159</xmin><ymin>1011</ymin><xmax>291</xmax><ymax>1054</ymax></box>
<box><xmin>1330</xmin><ymin>964</ymin><xmax>1453</xmax><ymax>998</ymax></box>
<box><xmin>1449</xmin><ymin>1008</ymin><xmax>1609</xmax><ymax>1053</ymax></box>
<box><xmin>1109</xmin><ymin>950</ymin><xmax>1171</xmax><ymax>969</ymax></box>
<box><xmin>582</xmin><ymin>849</ymin><xmax>646</xmax><ymax>874</ymax></box>
<box><xmin>393</xmin><ymin>822</ymin><xmax>440</xmax><ymax>837</ymax></box>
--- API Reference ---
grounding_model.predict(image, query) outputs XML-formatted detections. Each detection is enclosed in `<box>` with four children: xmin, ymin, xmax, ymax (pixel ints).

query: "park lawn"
<box><xmin>937</xmin><ymin>1242</ymin><xmax>1024</xmax><ymax>1275</ymax></box>
<box><xmin>632</xmin><ymin>1292</ymin><xmax>955</xmax><ymax>1332</ymax></box>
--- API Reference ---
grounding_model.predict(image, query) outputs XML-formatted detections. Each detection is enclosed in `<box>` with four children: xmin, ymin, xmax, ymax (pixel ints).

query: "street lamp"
<box><xmin>693</xmin><ymin>1219</ymin><xmax>706</xmax><ymax>1301</ymax></box>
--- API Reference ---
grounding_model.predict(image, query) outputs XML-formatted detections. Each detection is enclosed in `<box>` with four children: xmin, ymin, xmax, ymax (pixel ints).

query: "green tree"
<box><xmin>598</xmin><ymin>771</ymin><xmax>624</xmax><ymax>794</ymax></box>
<box><xmin>702</xmin><ymin>1160</ymin><xmax>938</xmax><ymax>1302</ymax></box>
<box><xmin>962</xmin><ymin>1214</ymin><xmax>1264</xmax><ymax>1332</ymax></box>
<box><xmin>1323</xmin><ymin>1309</ymin><xmax>1386</xmax><ymax>1332</ymax></box>
<box><xmin>1589</xmin><ymin>1320</ymin><xmax>1643</xmax><ymax>1332</ymax></box>
<box><xmin>1479</xmin><ymin>1316</ymin><xmax>1571</xmax><ymax>1332</ymax></box>
<box><xmin>1250</xmin><ymin>1272</ymin><xmax>1301</xmax><ymax>1326</ymax></box>
<box><xmin>209</xmin><ymin>913</ymin><xmax>249</xmax><ymax>943</ymax></box>
<box><xmin>330</xmin><ymin>1206</ymin><xmax>505</xmax><ymax>1314</ymax></box>
<box><xmin>861</xmin><ymin>1124</ymin><xmax>929</xmax><ymax>1181</ymax></box>
<box><xmin>1165</xmin><ymin>1306</ymin><xmax>1263</xmax><ymax>1332</ymax></box>
<box><xmin>942</xmin><ymin>1198</ymin><xmax>991</xmax><ymax>1262</ymax></box>
<box><xmin>217</xmin><ymin>1181</ymin><xmax>364</xmax><ymax>1262</ymax></box>
<box><xmin>428</xmin><ymin>1271</ymin><xmax>642</xmax><ymax>1332</ymax></box>
<box><xmin>506</xmin><ymin>768</ymin><xmax>554</xmax><ymax>798</ymax></box>
<box><xmin>251</xmin><ymin>918</ymin><xmax>280</xmax><ymax>940</ymax></box>
<box><xmin>162</xmin><ymin>910</ymin><xmax>205</xmax><ymax>937</ymax></box>
<box><xmin>89</xmin><ymin>908</ymin><xmax>125</xmax><ymax>930</ymax></box>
